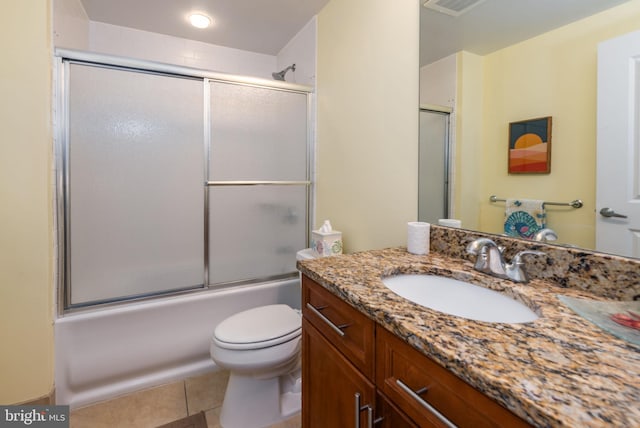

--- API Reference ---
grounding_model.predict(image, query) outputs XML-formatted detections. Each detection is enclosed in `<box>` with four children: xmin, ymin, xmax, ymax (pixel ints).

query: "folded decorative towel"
<box><xmin>504</xmin><ymin>199</ymin><xmax>546</xmax><ymax>239</ymax></box>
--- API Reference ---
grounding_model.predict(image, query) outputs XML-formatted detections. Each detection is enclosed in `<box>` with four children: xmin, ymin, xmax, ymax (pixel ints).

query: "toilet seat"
<box><xmin>213</xmin><ymin>304</ymin><xmax>301</xmax><ymax>350</ymax></box>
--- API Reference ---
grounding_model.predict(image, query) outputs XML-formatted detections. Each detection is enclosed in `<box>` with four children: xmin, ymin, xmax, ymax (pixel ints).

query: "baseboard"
<box><xmin>15</xmin><ymin>388</ymin><xmax>55</xmax><ymax>406</ymax></box>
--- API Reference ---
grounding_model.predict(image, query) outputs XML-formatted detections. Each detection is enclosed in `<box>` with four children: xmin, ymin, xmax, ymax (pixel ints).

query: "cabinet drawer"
<box><xmin>302</xmin><ymin>275</ymin><xmax>375</xmax><ymax>379</ymax></box>
<box><xmin>376</xmin><ymin>327</ymin><xmax>531</xmax><ymax>428</ymax></box>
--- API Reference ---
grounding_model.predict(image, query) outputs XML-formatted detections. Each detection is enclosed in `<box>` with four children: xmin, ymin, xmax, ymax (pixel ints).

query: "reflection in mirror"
<box><xmin>418</xmin><ymin>107</ymin><xmax>451</xmax><ymax>224</ymax></box>
<box><xmin>419</xmin><ymin>0</ymin><xmax>640</xmax><ymax>258</ymax></box>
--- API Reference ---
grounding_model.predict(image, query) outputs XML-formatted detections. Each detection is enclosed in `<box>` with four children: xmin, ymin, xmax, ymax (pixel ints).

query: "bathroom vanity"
<box><xmin>298</xmin><ymin>227</ymin><xmax>640</xmax><ymax>427</ymax></box>
<box><xmin>302</xmin><ymin>275</ymin><xmax>529</xmax><ymax>427</ymax></box>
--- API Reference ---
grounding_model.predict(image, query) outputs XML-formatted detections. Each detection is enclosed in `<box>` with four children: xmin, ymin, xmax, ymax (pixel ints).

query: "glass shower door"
<box><xmin>65</xmin><ymin>63</ymin><xmax>205</xmax><ymax>306</ymax></box>
<box><xmin>207</xmin><ymin>81</ymin><xmax>309</xmax><ymax>285</ymax></box>
<box><xmin>418</xmin><ymin>108</ymin><xmax>451</xmax><ymax>223</ymax></box>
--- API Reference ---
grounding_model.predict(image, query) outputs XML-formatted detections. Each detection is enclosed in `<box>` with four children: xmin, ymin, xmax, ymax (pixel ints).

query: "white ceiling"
<box><xmin>421</xmin><ymin>0</ymin><xmax>631</xmax><ymax>65</ymax></box>
<box><xmin>80</xmin><ymin>0</ymin><xmax>631</xmax><ymax>63</ymax></box>
<box><xmin>80</xmin><ymin>0</ymin><xmax>330</xmax><ymax>55</ymax></box>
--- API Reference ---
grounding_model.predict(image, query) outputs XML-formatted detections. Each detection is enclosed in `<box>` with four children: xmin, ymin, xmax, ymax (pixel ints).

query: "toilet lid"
<box><xmin>214</xmin><ymin>304</ymin><xmax>301</xmax><ymax>350</ymax></box>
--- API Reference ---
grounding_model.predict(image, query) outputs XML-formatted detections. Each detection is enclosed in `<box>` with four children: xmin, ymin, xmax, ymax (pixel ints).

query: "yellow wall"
<box><xmin>454</xmin><ymin>51</ymin><xmax>484</xmax><ymax>231</ymax></box>
<box><xmin>316</xmin><ymin>0</ymin><xmax>419</xmax><ymax>252</ymax></box>
<box><xmin>473</xmin><ymin>0</ymin><xmax>640</xmax><ymax>248</ymax></box>
<box><xmin>0</xmin><ymin>0</ymin><xmax>54</xmax><ymax>403</ymax></box>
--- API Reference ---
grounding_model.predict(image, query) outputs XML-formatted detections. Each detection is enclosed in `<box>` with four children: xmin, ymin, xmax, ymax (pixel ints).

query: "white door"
<box><xmin>596</xmin><ymin>30</ymin><xmax>640</xmax><ymax>257</ymax></box>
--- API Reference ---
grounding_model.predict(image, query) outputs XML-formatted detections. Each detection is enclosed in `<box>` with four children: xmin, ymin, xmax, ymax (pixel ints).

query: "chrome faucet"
<box><xmin>466</xmin><ymin>238</ymin><xmax>509</xmax><ymax>279</ymax></box>
<box><xmin>466</xmin><ymin>238</ymin><xmax>545</xmax><ymax>283</ymax></box>
<box><xmin>533</xmin><ymin>228</ymin><xmax>558</xmax><ymax>242</ymax></box>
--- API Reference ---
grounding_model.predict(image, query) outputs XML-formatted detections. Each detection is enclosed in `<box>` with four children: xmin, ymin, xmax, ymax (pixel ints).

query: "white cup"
<box><xmin>407</xmin><ymin>222</ymin><xmax>430</xmax><ymax>255</ymax></box>
<box><xmin>438</xmin><ymin>219</ymin><xmax>462</xmax><ymax>228</ymax></box>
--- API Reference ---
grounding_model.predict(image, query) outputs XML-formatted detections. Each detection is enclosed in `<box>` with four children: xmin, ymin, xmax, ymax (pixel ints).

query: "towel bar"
<box><xmin>489</xmin><ymin>195</ymin><xmax>583</xmax><ymax>209</ymax></box>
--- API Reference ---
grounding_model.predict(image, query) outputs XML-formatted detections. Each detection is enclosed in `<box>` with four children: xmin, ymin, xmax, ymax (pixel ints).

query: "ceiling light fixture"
<box><xmin>189</xmin><ymin>13</ymin><xmax>212</xmax><ymax>29</ymax></box>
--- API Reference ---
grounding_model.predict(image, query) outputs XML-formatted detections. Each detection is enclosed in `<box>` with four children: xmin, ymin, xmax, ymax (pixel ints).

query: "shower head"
<box><xmin>272</xmin><ymin>64</ymin><xmax>296</xmax><ymax>81</ymax></box>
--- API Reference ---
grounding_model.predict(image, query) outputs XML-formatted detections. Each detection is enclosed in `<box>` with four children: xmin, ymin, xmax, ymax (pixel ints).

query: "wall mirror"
<box><xmin>419</xmin><ymin>0</ymin><xmax>640</xmax><ymax>258</ymax></box>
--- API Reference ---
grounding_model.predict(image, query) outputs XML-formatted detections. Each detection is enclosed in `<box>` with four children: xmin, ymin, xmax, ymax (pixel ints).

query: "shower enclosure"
<box><xmin>57</xmin><ymin>51</ymin><xmax>313</xmax><ymax>310</ymax></box>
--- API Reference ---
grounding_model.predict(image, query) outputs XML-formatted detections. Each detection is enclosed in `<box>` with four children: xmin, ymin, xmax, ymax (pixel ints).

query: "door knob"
<box><xmin>599</xmin><ymin>207</ymin><xmax>628</xmax><ymax>218</ymax></box>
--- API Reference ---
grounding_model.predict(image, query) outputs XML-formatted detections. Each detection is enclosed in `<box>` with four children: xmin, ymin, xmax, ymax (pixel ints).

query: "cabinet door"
<box><xmin>302</xmin><ymin>318</ymin><xmax>375</xmax><ymax>428</ymax></box>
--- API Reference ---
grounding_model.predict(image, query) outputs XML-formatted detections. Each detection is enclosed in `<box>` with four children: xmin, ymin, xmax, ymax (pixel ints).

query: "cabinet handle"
<box><xmin>396</xmin><ymin>379</ymin><xmax>457</xmax><ymax>428</ymax></box>
<box><xmin>306</xmin><ymin>302</ymin><xmax>348</xmax><ymax>337</ymax></box>
<box><xmin>354</xmin><ymin>393</ymin><xmax>374</xmax><ymax>428</ymax></box>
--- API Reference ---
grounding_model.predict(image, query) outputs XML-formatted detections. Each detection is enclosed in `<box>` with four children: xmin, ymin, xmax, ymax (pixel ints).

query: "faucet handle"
<box><xmin>512</xmin><ymin>250</ymin><xmax>545</xmax><ymax>265</ymax></box>
<box><xmin>466</xmin><ymin>238</ymin><xmax>498</xmax><ymax>255</ymax></box>
<box><xmin>466</xmin><ymin>238</ymin><xmax>508</xmax><ymax>277</ymax></box>
<box><xmin>507</xmin><ymin>250</ymin><xmax>545</xmax><ymax>283</ymax></box>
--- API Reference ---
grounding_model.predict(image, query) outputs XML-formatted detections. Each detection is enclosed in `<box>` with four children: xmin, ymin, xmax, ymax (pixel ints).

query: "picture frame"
<box><xmin>508</xmin><ymin>116</ymin><xmax>552</xmax><ymax>174</ymax></box>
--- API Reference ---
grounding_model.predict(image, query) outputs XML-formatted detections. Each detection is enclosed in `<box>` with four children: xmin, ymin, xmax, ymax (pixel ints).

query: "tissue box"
<box><xmin>311</xmin><ymin>230</ymin><xmax>343</xmax><ymax>257</ymax></box>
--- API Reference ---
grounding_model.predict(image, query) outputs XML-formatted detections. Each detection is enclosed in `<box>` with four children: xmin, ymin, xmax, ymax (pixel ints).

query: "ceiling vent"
<box><xmin>423</xmin><ymin>0</ymin><xmax>487</xmax><ymax>17</ymax></box>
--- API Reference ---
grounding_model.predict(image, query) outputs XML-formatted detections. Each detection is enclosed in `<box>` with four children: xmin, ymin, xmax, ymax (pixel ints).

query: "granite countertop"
<box><xmin>297</xmin><ymin>248</ymin><xmax>640</xmax><ymax>428</ymax></box>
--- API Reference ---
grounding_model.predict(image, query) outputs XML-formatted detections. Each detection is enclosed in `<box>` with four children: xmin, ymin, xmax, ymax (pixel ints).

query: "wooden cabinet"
<box><xmin>302</xmin><ymin>275</ymin><xmax>531</xmax><ymax>428</ymax></box>
<box><xmin>302</xmin><ymin>275</ymin><xmax>375</xmax><ymax>427</ymax></box>
<box><xmin>303</xmin><ymin>275</ymin><xmax>375</xmax><ymax>378</ymax></box>
<box><xmin>302</xmin><ymin>318</ymin><xmax>375</xmax><ymax>427</ymax></box>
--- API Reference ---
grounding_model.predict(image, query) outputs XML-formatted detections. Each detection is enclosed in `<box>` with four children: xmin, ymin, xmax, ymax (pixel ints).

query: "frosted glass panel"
<box><xmin>418</xmin><ymin>110</ymin><xmax>449</xmax><ymax>223</ymax></box>
<box><xmin>208</xmin><ymin>186</ymin><xmax>307</xmax><ymax>285</ymax></box>
<box><xmin>209</xmin><ymin>82</ymin><xmax>308</xmax><ymax>181</ymax></box>
<box><xmin>68</xmin><ymin>63</ymin><xmax>204</xmax><ymax>305</ymax></box>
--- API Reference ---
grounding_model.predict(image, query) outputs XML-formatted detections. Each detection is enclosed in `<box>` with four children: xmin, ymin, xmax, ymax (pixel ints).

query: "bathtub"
<box><xmin>54</xmin><ymin>278</ymin><xmax>301</xmax><ymax>409</ymax></box>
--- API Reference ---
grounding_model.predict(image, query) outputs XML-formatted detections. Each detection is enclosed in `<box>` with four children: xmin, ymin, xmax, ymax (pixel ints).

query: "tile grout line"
<box><xmin>183</xmin><ymin>379</ymin><xmax>190</xmax><ymax>416</ymax></box>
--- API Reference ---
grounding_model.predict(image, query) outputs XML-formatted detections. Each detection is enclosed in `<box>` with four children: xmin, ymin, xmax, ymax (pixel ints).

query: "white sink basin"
<box><xmin>382</xmin><ymin>274</ymin><xmax>539</xmax><ymax>323</ymax></box>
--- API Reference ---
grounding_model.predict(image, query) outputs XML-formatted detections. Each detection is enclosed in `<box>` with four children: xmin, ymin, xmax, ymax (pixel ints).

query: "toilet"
<box><xmin>210</xmin><ymin>303</ymin><xmax>303</xmax><ymax>428</ymax></box>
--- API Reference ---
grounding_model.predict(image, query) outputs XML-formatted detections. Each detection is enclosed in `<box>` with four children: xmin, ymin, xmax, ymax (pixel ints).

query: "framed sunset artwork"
<box><xmin>508</xmin><ymin>117</ymin><xmax>552</xmax><ymax>174</ymax></box>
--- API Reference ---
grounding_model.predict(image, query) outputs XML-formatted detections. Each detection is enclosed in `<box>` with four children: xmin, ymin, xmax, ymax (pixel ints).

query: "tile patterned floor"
<box><xmin>69</xmin><ymin>370</ymin><xmax>301</xmax><ymax>428</ymax></box>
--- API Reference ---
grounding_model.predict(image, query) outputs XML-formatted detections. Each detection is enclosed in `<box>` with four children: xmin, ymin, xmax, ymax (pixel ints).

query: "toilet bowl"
<box><xmin>210</xmin><ymin>304</ymin><xmax>302</xmax><ymax>428</ymax></box>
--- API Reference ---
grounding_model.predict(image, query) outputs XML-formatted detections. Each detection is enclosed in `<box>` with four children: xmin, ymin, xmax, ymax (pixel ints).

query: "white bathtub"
<box><xmin>54</xmin><ymin>278</ymin><xmax>301</xmax><ymax>409</ymax></box>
